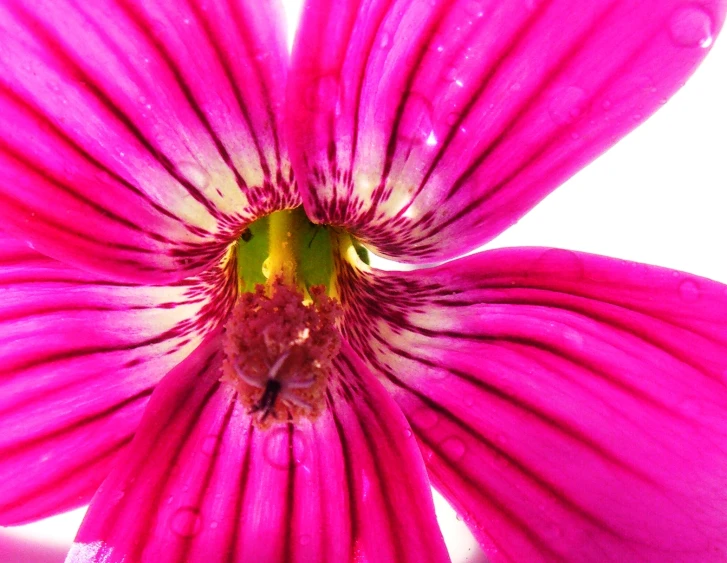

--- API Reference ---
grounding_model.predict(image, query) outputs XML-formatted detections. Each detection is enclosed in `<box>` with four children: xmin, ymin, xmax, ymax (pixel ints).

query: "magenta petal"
<box><xmin>288</xmin><ymin>0</ymin><xmax>726</xmax><ymax>264</ymax></box>
<box><xmin>337</xmin><ymin>248</ymin><xmax>727</xmax><ymax>561</ymax></box>
<box><xmin>0</xmin><ymin>231</ymin><xmax>235</xmax><ymax>524</ymax></box>
<box><xmin>69</xmin><ymin>339</ymin><xmax>449</xmax><ymax>563</ymax></box>
<box><xmin>0</xmin><ymin>0</ymin><xmax>295</xmax><ymax>283</ymax></box>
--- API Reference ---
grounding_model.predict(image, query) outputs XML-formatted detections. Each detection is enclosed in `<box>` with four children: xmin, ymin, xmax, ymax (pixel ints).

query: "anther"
<box><xmin>221</xmin><ymin>279</ymin><xmax>341</xmax><ymax>429</ymax></box>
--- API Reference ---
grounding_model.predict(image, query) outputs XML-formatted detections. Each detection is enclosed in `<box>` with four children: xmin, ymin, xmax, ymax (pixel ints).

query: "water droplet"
<box><xmin>544</xmin><ymin>522</ymin><xmax>563</xmax><ymax>539</ymax></box>
<box><xmin>669</xmin><ymin>5</ymin><xmax>714</xmax><ymax>48</ymax></box>
<box><xmin>446</xmin><ymin>112</ymin><xmax>461</xmax><ymax>126</ymax></box>
<box><xmin>201</xmin><ymin>435</ymin><xmax>217</xmax><ymax>455</ymax></box>
<box><xmin>411</xmin><ymin>407</ymin><xmax>439</xmax><ymax>430</ymax></box>
<box><xmin>379</xmin><ymin>32</ymin><xmax>391</xmax><ymax>49</ymax></box>
<box><xmin>464</xmin><ymin>395</ymin><xmax>475</xmax><ymax>408</ymax></box>
<box><xmin>533</xmin><ymin>249</ymin><xmax>584</xmax><ymax>280</ymax></box>
<box><xmin>178</xmin><ymin>162</ymin><xmax>210</xmax><ymax>189</ymax></box>
<box><xmin>264</xmin><ymin>426</ymin><xmax>307</xmax><ymax>469</ymax></box>
<box><xmin>465</xmin><ymin>1</ymin><xmax>484</xmax><ymax>17</ymax></box>
<box><xmin>562</xmin><ymin>328</ymin><xmax>585</xmax><ymax>349</ymax></box>
<box><xmin>601</xmin><ymin>98</ymin><xmax>613</xmax><ymax>111</ymax></box>
<box><xmin>678</xmin><ymin>278</ymin><xmax>700</xmax><ymax>302</ymax></box>
<box><xmin>304</xmin><ymin>74</ymin><xmax>342</xmax><ymax>114</ymax></box>
<box><xmin>398</xmin><ymin>93</ymin><xmax>434</xmax><ymax>144</ymax></box>
<box><xmin>261</xmin><ymin>256</ymin><xmax>272</xmax><ymax>279</ymax></box>
<box><xmin>420</xmin><ymin>445</ymin><xmax>434</xmax><ymax>463</ymax></box>
<box><xmin>493</xmin><ymin>453</ymin><xmax>510</xmax><ymax>467</ymax></box>
<box><xmin>210</xmin><ymin>521</ymin><xmax>219</xmax><ymax>529</ymax></box>
<box><xmin>404</xmin><ymin>428</ymin><xmax>413</xmax><ymax>439</ymax></box>
<box><xmin>170</xmin><ymin>507</ymin><xmax>202</xmax><ymax>537</ymax></box>
<box><xmin>300</xmin><ymin>534</ymin><xmax>312</xmax><ymax>546</ymax></box>
<box><xmin>441</xmin><ymin>436</ymin><xmax>466</xmax><ymax>460</ymax></box>
<box><xmin>548</xmin><ymin>86</ymin><xmax>587</xmax><ymax>125</ymax></box>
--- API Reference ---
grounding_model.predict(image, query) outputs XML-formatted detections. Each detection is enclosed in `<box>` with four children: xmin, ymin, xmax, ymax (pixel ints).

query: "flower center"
<box><xmin>221</xmin><ymin>208</ymin><xmax>342</xmax><ymax>428</ymax></box>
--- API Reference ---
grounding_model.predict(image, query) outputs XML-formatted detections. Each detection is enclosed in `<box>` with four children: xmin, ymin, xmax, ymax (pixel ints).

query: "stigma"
<box><xmin>221</xmin><ymin>278</ymin><xmax>341</xmax><ymax>429</ymax></box>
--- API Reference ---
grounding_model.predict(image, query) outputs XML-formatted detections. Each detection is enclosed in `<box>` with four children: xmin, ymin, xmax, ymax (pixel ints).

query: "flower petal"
<box><xmin>68</xmin><ymin>338</ymin><xmax>449</xmax><ymax>563</ymax></box>
<box><xmin>0</xmin><ymin>231</ymin><xmax>235</xmax><ymax>524</ymax></box>
<box><xmin>0</xmin><ymin>0</ymin><xmax>295</xmax><ymax>283</ymax></box>
<box><xmin>336</xmin><ymin>248</ymin><xmax>727</xmax><ymax>561</ymax></box>
<box><xmin>288</xmin><ymin>0</ymin><xmax>726</xmax><ymax>263</ymax></box>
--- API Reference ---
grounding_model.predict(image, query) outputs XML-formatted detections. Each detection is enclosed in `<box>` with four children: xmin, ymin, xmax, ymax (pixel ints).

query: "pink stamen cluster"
<box><xmin>221</xmin><ymin>279</ymin><xmax>341</xmax><ymax>428</ymax></box>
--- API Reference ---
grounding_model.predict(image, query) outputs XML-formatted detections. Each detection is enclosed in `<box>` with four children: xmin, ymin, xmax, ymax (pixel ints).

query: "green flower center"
<box><xmin>235</xmin><ymin>207</ymin><xmax>336</xmax><ymax>295</ymax></box>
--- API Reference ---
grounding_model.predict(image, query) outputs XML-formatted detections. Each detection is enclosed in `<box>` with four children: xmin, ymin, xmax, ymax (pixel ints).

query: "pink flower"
<box><xmin>0</xmin><ymin>0</ymin><xmax>726</xmax><ymax>561</ymax></box>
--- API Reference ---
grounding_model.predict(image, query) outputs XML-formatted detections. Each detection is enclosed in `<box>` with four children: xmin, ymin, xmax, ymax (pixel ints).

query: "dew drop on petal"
<box><xmin>201</xmin><ymin>435</ymin><xmax>217</xmax><ymax>455</ymax></box>
<box><xmin>446</xmin><ymin>111</ymin><xmax>461</xmax><ymax>126</ymax></box>
<box><xmin>441</xmin><ymin>437</ymin><xmax>466</xmax><ymax>460</ymax></box>
<box><xmin>411</xmin><ymin>407</ymin><xmax>439</xmax><ymax>430</ymax></box>
<box><xmin>548</xmin><ymin>86</ymin><xmax>587</xmax><ymax>126</ymax></box>
<box><xmin>493</xmin><ymin>452</ymin><xmax>510</xmax><ymax>468</ymax></box>
<box><xmin>533</xmin><ymin>249</ymin><xmax>584</xmax><ymax>280</ymax></box>
<box><xmin>398</xmin><ymin>93</ymin><xmax>434</xmax><ymax>144</ymax></box>
<box><xmin>465</xmin><ymin>1</ymin><xmax>484</xmax><ymax>17</ymax></box>
<box><xmin>304</xmin><ymin>74</ymin><xmax>342</xmax><ymax>114</ymax></box>
<box><xmin>678</xmin><ymin>278</ymin><xmax>701</xmax><ymax>302</ymax></box>
<box><xmin>264</xmin><ymin>426</ymin><xmax>307</xmax><ymax>469</ymax></box>
<box><xmin>669</xmin><ymin>5</ymin><xmax>714</xmax><ymax>48</ymax></box>
<box><xmin>170</xmin><ymin>507</ymin><xmax>202</xmax><ymax>537</ymax></box>
<box><xmin>379</xmin><ymin>32</ymin><xmax>391</xmax><ymax>49</ymax></box>
<box><xmin>545</xmin><ymin>522</ymin><xmax>563</xmax><ymax>539</ymax></box>
<box><xmin>562</xmin><ymin>328</ymin><xmax>585</xmax><ymax>350</ymax></box>
<box><xmin>178</xmin><ymin>162</ymin><xmax>210</xmax><ymax>190</ymax></box>
<box><xmin>680</xmin><ymin>397</ymin><xmax>703</xmax><ymax>418</ymax></box>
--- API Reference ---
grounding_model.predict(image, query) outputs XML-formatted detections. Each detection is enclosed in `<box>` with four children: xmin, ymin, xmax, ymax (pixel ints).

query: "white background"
<box><xmin>1</xmin><ymin>2</ymin><xmax>726</xmax><ymax>562</ymax></box>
